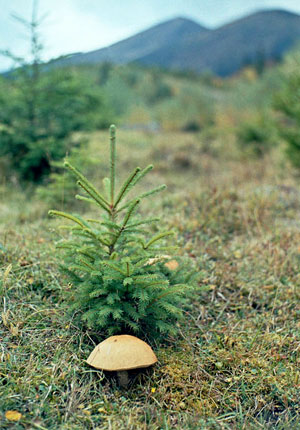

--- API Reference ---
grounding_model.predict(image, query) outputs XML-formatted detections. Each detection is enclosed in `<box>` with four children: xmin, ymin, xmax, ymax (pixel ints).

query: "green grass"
<box><xmin>1</xmin><ymin>130</ymin><xmax>300</xmax><ymax>429</ymax></box>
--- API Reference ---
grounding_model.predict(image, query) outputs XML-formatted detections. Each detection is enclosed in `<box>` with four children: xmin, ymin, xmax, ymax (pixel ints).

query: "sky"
<box><xmin>1</xmin><ymin>0</ymin><xmax>300</xmax><ymax>71</ymax></box>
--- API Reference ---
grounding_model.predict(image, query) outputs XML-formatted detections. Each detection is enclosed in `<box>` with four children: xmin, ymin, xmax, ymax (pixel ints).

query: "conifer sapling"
<box><xmin>49</xmin><ymin>125</ymin><xmax>195</xmax><ymax>339</ymax></box>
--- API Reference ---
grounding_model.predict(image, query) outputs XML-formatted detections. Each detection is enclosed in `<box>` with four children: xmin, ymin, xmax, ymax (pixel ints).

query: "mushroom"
<box><xmin>164</xmin><ymin>259</ymin><xmax>179</xmax><ymax>270</ymax></box>
<box><xmin>86</xmin><ymin>334</ymin><xmax>157</xmax><ymax>387</ymax></box>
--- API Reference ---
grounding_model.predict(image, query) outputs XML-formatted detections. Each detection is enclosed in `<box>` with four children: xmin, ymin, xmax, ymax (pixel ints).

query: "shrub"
<box><xmin>182</xmin><ymin>121</ymin><xmax>201</xmax><ymax>133</ymax></box>
<box><xmin>0</xmin><ymin>7</ymin><xmax>112</xmax><ymax>183</ymax></box>
<box><xmin>274</xmin><ymin>54</ymin><xmax>300</xmax><ymax>167</ymax></box>
<box><xmin>49</xmin><ymin>126</ymin><xmax>196</xmax><ymax>339</ymax></box>
<box><xmin>154</xmin><ymin>83</ymin><xmax>214</xmax><ymax>131</ymax></box>
<box><xmin>236</xmin><ymin>114</ymin><xmax>277</xmax><ymax>158</ymax></box>
<box><xmin>0</xmin><ymin>69</ymin><xmax>111</xmax><ymax>182</ymax></box>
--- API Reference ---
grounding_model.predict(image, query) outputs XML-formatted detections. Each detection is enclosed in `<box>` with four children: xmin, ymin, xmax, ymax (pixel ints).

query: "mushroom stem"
<box><xmin>117</xmin><ymin>370</ymin><xmax>129</xmax><ymax>387</ymax></box>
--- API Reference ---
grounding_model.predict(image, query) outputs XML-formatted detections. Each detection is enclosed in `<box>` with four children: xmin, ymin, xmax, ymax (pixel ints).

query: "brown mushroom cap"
<box><xmin>86</xmin><ymin>335</ymin><xmax>158</xmax><ymax>371</ymax></box>
<box><xmin>164</xmin><ymin>259</ymin><xmax>179</xmax><ymax>270</ymax></box>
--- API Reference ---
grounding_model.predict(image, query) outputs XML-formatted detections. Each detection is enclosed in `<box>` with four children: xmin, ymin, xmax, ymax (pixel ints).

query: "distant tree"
<box><xmin>254</xmin><ymin>49</ymin><xmax>266</xmax><ymax>76</ymax></box>
<box><xmin>98</xmin><ymin>62</ymin><xmax>113</xmax><ymax>85</ymax></box>
<box><xmin>0</xmin><ymin>1</ymin><xmax>111</xmax><ymax>182</ymax></box>
<box><xmin>237</xmin><ymin>113</ymin><xmax>277</xmax><ymax>158</ymax></box>
<box><xmin>103</xmin><ymin>71</ymin><xmax>134</xmax><ymax>116</ymax></box>
<box><xmin>274</xmin><ymin>52</ymin><xmax>300</xmax><ymax>167</ymax></box>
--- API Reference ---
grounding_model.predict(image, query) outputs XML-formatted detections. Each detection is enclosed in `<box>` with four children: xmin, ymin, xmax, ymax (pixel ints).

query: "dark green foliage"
<box><xmin>0</xmin><ymin>68</ymin><xmax>111</xmax><ymax>182</ymax></box>
<box><xmin>182</xmin><ymin>121</ymin><xmax>201</xmax><ymax>133</ymax></box>
<box><xmin>49</xmin><ymin>126</ymin><xmax>195</xmax><ymax>339</ymax></box>
<box><xmin>274</xmin><ymin>59</ymin><xmax>300</xmax><ymax>167</ymax></box>
<box><xmin>237</xmin><ymin>114</ymin><xmax>277</xmax><ymax>158</ymax></box>
<box><xmin>0</xmin><ymin>6</ymin><xmax>112</xmax><ymax>183</ymax></box>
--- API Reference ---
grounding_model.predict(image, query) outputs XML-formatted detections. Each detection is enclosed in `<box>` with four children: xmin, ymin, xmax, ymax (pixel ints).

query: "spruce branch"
<box><xmin>115</xmin><ymin>167</ymin><xmax>141</xmax><ymax>207</ymax></box>
<box><xmin>75</xmin><ymin>195</ymin><xmax>98</xmax><ymax>206</ymax></box>
<box><xmin>79</xmin><ymin>259</ymin><xmax>95</xmax><ymax>271</ymax></box>
<box><xmin>77</xmin><ymin>249</ymin><xmax>96</xmax><ymax>261</ymax></box>
<box><xmin>110</xmin><ymin>199</ymin><xmax>140</xmax><ymax>250</ymax></box>
<box><xmin>136</xmin><ymin>280</ymin><xmax>169</xmax><ymax>289</ymax></box>
<box><xmin>102</xmin><ymin>261</ymin><xmax>127</xmax><ymax>276</ymax></box>
<box><xmin>64</xmin><ymin>161</ymin><xmax>110</xmax><ymax>210</ymax></box>
<box><xmin>99</xmin><ymin>220</ymin><xmax>121</xmax><ymax>230</ymax></box>
<box><xmin>115</xmin><ymin>164</ymin><xmax>153</xmax><ymax>207</ymax></box>
<box><xmin>122</xmin><ymin>199</ymin><xmax>140</xmax><ymax>227</ymax></box>
<box><xmin>103</xmin><ymin>177</ymin><xmax>111</xmax><ymax>201</ymax></box>
<box><xmin>77</xmin><ymin>180</ymin><xmax>110</xmax><ymax>214</ymax></box>
<box><xmin>124</xmin><ymin>260</ymin><xmax>132</xmax><ymax>277</ymax></box>
<box><xmin>48</xmin><ymin>210</ymin><xmax>89</xmax><ymax>229</ymax></box>
<box><xmin>86</xmin><ymin>219</ymin><xmax>102</xmax><ymax>224</ymax></box>
<box><xmin>143</xmin><ymin>231</ymin><xmax>174</xmax><ymax>249</ymax></box>
<box><xmin>68</xmin><ymin>265</ymin><xmax>93</xmax><ymax>274</ymax></box>
<box><xmin>117</xmin><ymin>184</ymin><xmax>166</xmax><ymax>212</ymax></box>
<box><xmin>110</xmin><ymin>124</ymin><xmax>116</xmax><ymax>205</ymax></box>
<box><xmin>137</xmin><ymin>184</ymin><xmax>167</xmax><ymax>200</ymax></box>
<box><xmin>131</xmin><ymin>164</ymin><xmax>153</xmax><ymax>187</ymax></box>
<box><xmin>150</xmin><ymin>284</ymin><xmax>188</xmax><ymax>304</ymax></box>
<box><xmin>126</xmin><ymin>217</ymin><xmax>160</xmax><ymax>229</ymax></box>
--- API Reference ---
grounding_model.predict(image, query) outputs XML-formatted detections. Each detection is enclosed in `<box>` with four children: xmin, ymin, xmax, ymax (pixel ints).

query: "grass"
<box><xmin>1</xmin><ymin>129</ymin><xmax>300</xmax><ymax>429</ymax></box>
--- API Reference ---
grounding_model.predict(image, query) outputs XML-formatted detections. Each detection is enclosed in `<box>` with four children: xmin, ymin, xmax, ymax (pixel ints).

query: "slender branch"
<box><xmin>48</xmin><ymin>210</ymin><xmax>87</xmax><ymax>228</ymax></box>
<box><xmin>64</xmin><ymin>161</ymin><xmax>110</xmax><ymax>209</ymax></box>
<box><xmin>109</xmin><ymin>199</ymin><xmax>140</xmax><ymax>253</ymax></box>
<box><xmin>143</xmin><ymin>231</ymin><xmax>174</xmax><ymax>250</ymax></box>
<box><xmin>115</xmin><ymin>167</ymin><xmax>141</xmax><ymax>207</ymax></box>
<box><xmin>77</xmin><ymin>181</ymin><xmax>110</xmax><ymax>214</ymax></box>
<box><xmin>117</xmin><ymin>184</ymin><xmax>166</xmax><ymax>213</ymax></box>
<box><xmin>110</xmin><ymin>124</ymin><xmax>116</xmax><ymax>206</ymax></box>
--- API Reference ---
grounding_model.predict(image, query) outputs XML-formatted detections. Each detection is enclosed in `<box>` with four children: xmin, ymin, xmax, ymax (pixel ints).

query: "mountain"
<box><xmin>54</xmin><ymin>9</ymin><xmax>300</xmax><ymax>76</ymax></box>
<box><xmin>152</xmin><ymin>9</ymin><xmax>300</xmax><ymax>76</ymax></box>
<box><xmin>54</xmin><ymin>17</ymin><xmax>209</xmax><ymax>67</ymax></box>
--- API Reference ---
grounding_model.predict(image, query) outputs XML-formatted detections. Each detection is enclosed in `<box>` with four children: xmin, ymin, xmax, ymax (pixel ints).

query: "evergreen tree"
<box><xmin>274</xmin><ymin>54</ymin><xmax>300</xmax><ymax>167</ymax></box>
<box><xmin>49</xmin><ymin>126</ymin><xmax>196</xmax><ymax>339</ymax></box>
<box><xmin>0</xmin><ymin>1</ymin><xmax>111</xmax><ymax>182</ymax></box>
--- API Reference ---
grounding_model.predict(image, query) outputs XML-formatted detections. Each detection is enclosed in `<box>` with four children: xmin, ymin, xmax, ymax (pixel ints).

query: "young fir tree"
<box><xmin>49</xmin><ymin>125</ymin><xmax>196</xmax><ymax>339</ymax></box>
<box><xmin>0</xmin><ymin>1</ymin><xmax>111</xmax><ymax>183</ymax></box>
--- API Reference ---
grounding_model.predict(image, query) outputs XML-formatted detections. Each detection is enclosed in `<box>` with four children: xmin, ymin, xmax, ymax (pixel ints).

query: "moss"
<box><xmin>1</xmin><ymin>129</ymin><xmax>300</xmax><ymax>428</ymax></box>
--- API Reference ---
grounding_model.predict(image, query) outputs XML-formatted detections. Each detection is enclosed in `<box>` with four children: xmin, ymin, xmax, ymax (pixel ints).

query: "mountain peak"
<box><xmin>136</xmin><ymin>15</ymin><xmax>209</xmax><ymax>35</ymax></box>
<box><xmin>252</xmin><ymin>8</ymin><xmax>300</xmax><ymax>17</ymax></box>
<box><xmin>52</xmin><ymin>8</ymin><xmax>300</xmax><ymax>77</ymax></box>
<box><xmin>164</xmin><ymin>16</ymin><xmax>208</xmax><ymax>29</ymax></box>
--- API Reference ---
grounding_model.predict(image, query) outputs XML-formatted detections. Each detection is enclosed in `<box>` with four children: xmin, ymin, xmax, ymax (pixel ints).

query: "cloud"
<box><xmin>0</xmin><ymin>0</ymin><xmax>137</xmax><ymax>70</ymax></box>
<box><xmin>41</xmin><ymin>0</ymin><xmax>127</xmax><ymax>58</ymax></box>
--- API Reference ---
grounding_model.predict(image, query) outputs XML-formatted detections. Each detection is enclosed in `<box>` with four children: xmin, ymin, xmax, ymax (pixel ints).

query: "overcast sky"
<box><xmin>1</xmin><ymin>0</ymin><xmax>300</xmax><ymax>71</ymax></box>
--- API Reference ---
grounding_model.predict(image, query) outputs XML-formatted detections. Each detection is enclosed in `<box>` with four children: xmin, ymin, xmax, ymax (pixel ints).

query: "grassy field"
<box><xmin>1</xmin><ymin>129</ymin><xmax>300</xmax><ymax>429</ymax></box>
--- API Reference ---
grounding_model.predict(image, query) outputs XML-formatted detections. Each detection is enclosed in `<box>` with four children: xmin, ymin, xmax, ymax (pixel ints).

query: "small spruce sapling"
<box><xmin>49</xmin><ymin>125</ymin><xmax>195</xmax><ymax>339</ymax></box>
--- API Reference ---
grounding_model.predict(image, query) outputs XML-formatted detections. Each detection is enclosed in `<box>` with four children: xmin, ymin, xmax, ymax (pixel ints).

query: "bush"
<box><xmin>274</xmin><ymin>53</ymin><xmax>300</xmax><ymax>167</ymax></box>
<box><xmin>0</xmin><ymin>7</ymin><xmax>113</xmax><ymax>183</ymax></box>
<box><xmin>0</xmin><ymin>69</ymin><xmax>112</xmax><ymax>182</ymax></box>
<box><xmin>154</xmin><ymin>83</ymin><xmax>214</xmax><ymax>131</ymax></box>
<box><xmin>236</xmin><ymin>114</ymin><xmax>277</xmax><ymax>158</ymax></box>
<box><xmin>182</xmin><ymin>121</ymin><xmax>201</xmax><ymax>133</ymax></box>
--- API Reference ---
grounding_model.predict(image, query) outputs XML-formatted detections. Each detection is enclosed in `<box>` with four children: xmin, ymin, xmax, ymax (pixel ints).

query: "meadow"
<box><xmin>1</xmin><ymin>123</ymin><xmax>300</xmax><ymax>429</ymax></box>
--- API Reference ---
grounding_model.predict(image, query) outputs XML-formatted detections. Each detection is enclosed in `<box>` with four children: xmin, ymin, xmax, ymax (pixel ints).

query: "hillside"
<box><xmin>53</xmin><ymin>9</ymin><xmax>300</xmax><ymax>76</ymax></box>
<box><xmin>160</xmin><ymin>9</ymin><xmax>300</xmax><ymax>76</ymax></box>
<box><xmin>2</xmin><ymin>125</ymin><xmax>300</xmax><ymax>428</ymax></box>
<box><xmin>54</xmin><ymin>17</ymin><xmax>209</xmax><ymax>67</ymax></box>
